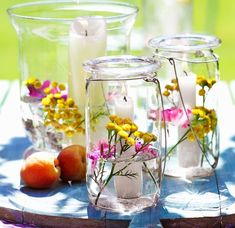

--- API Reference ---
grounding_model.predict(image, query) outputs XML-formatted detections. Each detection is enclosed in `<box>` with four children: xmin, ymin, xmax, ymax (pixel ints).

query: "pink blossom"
<box><xmin>135</xmin><ymin>142</ymin><xmax>159</xmax><ymax>158</ymax></box>
<box><xmin>149</xmin><ymin>107</ymin><xmax>192</xmax><ymax>128</ymax></box>
<box><xmin>87</xmin><ymin>140</ymin><xmax>115</xmax><ymax>172</ymax></box>
<box><xmin>28</xmin><ymin>80</ymin><xmax>51</xmax><ymax>99</ymax></box>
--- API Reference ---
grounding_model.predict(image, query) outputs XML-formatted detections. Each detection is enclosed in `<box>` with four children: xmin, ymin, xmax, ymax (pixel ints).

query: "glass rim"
<box><xmin>83</xmin><ymin>55</ymin><xmax>161</xmax><ymax>81</ymax></box>
<box><xmin>148</xmin><ymin>34</ymin><xmax>221</xmax><ymax>52</ymax></box>
<box><xmin>7</xmin><ymin>0</ymin><xmax>138</xmax><ymax>22</ymax></box>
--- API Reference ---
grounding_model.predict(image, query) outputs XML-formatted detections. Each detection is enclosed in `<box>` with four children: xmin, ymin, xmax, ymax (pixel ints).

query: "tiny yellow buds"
<box><xmin>54</xmin><ymin>93</ymin><xmax>62</xmax><ymax>99</ymax></box>
<box><xmin>66</xmin><ymin>98</ymin><xmax>75</xmax><ymax>107</ymax></box>
<box><xmin>44</xmin><ymin>87</ymin><xmax>51</xmax><ymax>94</ymax></box>
<box><xmin>106</xmin><ymin>122</ymin><xmax>116</xmax><ymax>131</ymax></box>
<box><xmin>130</xmin><ymin>123</ymin><xmax>138</xmax><ymax>132</ymax></box>
<box><xmin>198</xmin><ymin>89</ymin><xmax>206</xmax><ymax>96</ymax></box>
<box><xmin>42</xmin><ymin>97</ymin><xmax>51</xmax><ymax>106</ymax></box>
<box><xmin>163</xmin><ymin>90</ymin><xmax>170</xmax><ymax>97</ymax></box>
<box><xmin>33</xmin><ymin>80</ymin><xmax>41</xmax><ymax>89</ymax></box>
<box><xmin>122</xmin><ymin>124</ymin><xmax>131</xmax><ymax>131</ymax></box>
<box><xmin>118</xmin><ymin>130</ymin><xmax>129</xmax><ymax>139</ymax></box>
<box><xmin>109</xmin><ymin>114</ymin><xmax>117</xmax><ymax>122</ymax></box>
<box><xmin>51</xmin><ymin>81</ymin><xmax>58</xmax><ymax>88</ymax></box>
<box><xmin>187</xmin><ymin>132</ymin><xmax>195</xmax><ymax>142</ymax></box>
<box><xmin>134</xmin><ymin>131</ymin><xmax>143</xmax><ymax>138</ymax></box>
<box><xmin>59</xmin><ymin>84</ymin><xmax>66</xmax><ymax>91</ymax></box>
<box><xmin>127</xmin><ymin>137</ymin><xmax>135</xmax><ymax>146</ymax></box>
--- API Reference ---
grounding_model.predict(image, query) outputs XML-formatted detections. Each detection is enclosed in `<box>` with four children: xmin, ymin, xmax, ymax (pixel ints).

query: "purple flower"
<box><xmin>87</xmin><ymin>140</ymin><xmax>115</xmax><ymax>173</ymax></box>
<box><xmin>27</xmin><ymin>80</ymin><xmax>51</xmax><ymax>99</ymax></box>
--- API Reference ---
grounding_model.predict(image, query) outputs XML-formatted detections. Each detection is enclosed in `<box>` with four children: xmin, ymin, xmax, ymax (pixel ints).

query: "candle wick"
<box><xmin>85</xmin><ymin>30</ymin><xmax>88</xmax><ymax>36</ymax></box>
<box><xmin>183</xmin><ymin>71</ymin><xmax>188</xmax><ymax>76</ymax></box>
<box><xmin>123</xmin><ymin>96</ymin><xmax>127</xmax><ymax>102</ymax></box>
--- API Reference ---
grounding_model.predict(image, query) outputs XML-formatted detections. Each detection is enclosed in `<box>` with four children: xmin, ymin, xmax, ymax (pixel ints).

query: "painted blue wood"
<box><xmin>1</xmin><ymin>80</ymin><xmax>235</xmax><ymax>227</ymax></box>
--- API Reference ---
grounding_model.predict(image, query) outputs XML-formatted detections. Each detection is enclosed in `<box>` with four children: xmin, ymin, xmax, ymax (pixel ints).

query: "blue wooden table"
<box><xmin>1</xmin><ymin>80</ymin><xmax>235</xmax><ymax>227</ymax></box>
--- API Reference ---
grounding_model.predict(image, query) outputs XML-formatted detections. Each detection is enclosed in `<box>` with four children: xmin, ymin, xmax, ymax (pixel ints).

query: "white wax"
<box><xmin>68</xmin><ymin>17</ymin><xmax>107</xmax><ymax>146</ymax></box>
<box><xmin>68</xmin><ymin>17</ymin><xmax>107</xmax><ymax>109</ymax></box>
<box><xmin>114</xmin><ymin>96</ymin><xmax>134</xmax><ymax>120</ymax></box>
<box><xmin>114</xmin><ymin>95</ymin><xmax>142</xmax><ymax>198</ymax></box>
<box><xmin>177</xmin><ymin>73</ymin><xmax>201</xmax><ymax>168</ymax></box>
<box><xmin>177</xmin><ymin>73</ymin><xmax>196</xmax><ymax>108</ymax></box>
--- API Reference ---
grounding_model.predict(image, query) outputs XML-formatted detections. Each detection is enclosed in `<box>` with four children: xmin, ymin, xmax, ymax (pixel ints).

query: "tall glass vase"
<box><xmin>149</xmin><ymin>34</ymin><xmax>221</xmax><ymax>179</ymax></box>
<box><xmin>8</xmin><ymin>1</ymin><xmax>138</xmax><ymax>156</ymax></box>
<box><xmin>84</xmin><ymin>55</ymin><xmax>166</xmax><ymax>213</ymax></box>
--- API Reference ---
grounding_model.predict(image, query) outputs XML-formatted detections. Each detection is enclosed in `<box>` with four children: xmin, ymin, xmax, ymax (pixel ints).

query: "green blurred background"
<box><xmin>0</xmin><ymin>0</ymin><xmax>235</xmax><ymax>81</ymax></box>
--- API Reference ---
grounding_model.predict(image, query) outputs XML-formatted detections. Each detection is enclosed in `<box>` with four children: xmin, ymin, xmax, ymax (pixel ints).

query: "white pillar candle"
<box><xmin>114</xmin><ymin>96</ymin><xmax>142</xmax><ymax>198</ymax></box>
<box><xmin>68</xmin><ymin>17</ymin><xmax>107</xmax><ymax>146</ymax></box>
<box><xmin>177</xmin><ymin>73</ymin><xmax>201</xmax><ymax>168</ymax></box>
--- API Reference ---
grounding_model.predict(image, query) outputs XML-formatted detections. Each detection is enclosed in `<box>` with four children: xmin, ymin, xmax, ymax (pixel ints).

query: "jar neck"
<box><xmin>154</xmin><ymin>49</ymin><xmax>219</xmax><ymax>63</ymax></box>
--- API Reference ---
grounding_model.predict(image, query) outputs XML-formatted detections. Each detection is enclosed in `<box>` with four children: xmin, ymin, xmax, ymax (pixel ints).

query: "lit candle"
<box><xmin>114</xmin><ymin>95</ymin><xmax>142</xmax><ymax>198</ymax></box>
<box><xmin>68</xmin><ymin>17</ymin><xmax>107</xmax><ymax>146</ymax></box>
<box><xmin>177</xmin><ymin>73</ymin><xmax>201</xmax><ymax>168</ymax></box>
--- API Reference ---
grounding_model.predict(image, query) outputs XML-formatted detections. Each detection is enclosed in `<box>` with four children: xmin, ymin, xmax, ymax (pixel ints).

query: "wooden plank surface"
<box><xmin>1</xmin><ymin>80</ymin><xmax>235</xmax><ymax>227</ymax></box>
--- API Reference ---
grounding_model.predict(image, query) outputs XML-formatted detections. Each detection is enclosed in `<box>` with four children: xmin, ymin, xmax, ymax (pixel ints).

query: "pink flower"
<box><xmin>28</xmin><ymin>80</ymin><xmax>50</xmax><ymax>99</ymax></box>
<box><xmin>135</xmin><ymin>142</ymin><xmax>159</xmax><ymax>159</ymax></box>
<box><xmin>149</xmin><ymin>107</ymin><xmax>192</xmax><ymax>128</ymax></box>
<box><xmin>87</xmin><ymin>140</ymin><xmax>115</xmax><ymax>172</ymax></box>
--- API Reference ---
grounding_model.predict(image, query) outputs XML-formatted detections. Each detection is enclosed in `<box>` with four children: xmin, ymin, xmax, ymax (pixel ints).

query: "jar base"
<box><xmin>165</xmin><ymin>166</ymin><xmax>214</xmax><ymax>179</ymax></box>
<box><xmin>89</xmin><ymin>194</ymin><xmax>159</xmax><ymax>214</ymax></box>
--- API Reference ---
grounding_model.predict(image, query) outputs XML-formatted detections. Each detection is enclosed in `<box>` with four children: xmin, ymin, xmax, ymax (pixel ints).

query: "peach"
<box><xmin>57</xmin><ymin>144</ymin><xmax>86</xmax><ymax>182</ymax></box>
<box><xmin>20</xmin><ymin>152</ymin><xmax>61</xmax><ymax>189</ymax></box>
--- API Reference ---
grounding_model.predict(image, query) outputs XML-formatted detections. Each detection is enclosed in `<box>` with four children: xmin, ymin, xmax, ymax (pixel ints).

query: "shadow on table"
<box><xmin>0</xmin><ymin>137</ymin><xmax>31</xmax><ymax>162</ymax></box>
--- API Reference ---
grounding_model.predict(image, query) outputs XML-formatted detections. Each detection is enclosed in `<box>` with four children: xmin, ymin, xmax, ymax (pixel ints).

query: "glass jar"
<box><xmin>84</xmin><ymin>55</ymin><xmax>165</xmax><ymax>213</ymax></box>
<box><xmin>142</xmin><ymin>0</ymin><xmax>192</xmax><ymax>54</ymax></box>
<box><xmin>8</xmin><ymin>1</ymin><xmax>138</xmax><ymax>155</ymax></box>
<box><xmin>149</xmin><ymin>34</ymin><xmax>221</xmax><ymax>179</ymax></box>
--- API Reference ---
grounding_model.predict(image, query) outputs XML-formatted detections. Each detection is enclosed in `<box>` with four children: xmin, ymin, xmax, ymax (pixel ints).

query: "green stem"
<box><xmin>95</xmin><ymin>163</ymin><xmax>115</xmax><ymax>205</ymax></box>
<box><xmin>163</xmin><ymin>129</ymin><xmax>190</xmax><ymax>161</ymax></box>
<box><xmin>143</xmin><ymin>162</ymin><xmax>157</xmax><ymax>187</ymax></box>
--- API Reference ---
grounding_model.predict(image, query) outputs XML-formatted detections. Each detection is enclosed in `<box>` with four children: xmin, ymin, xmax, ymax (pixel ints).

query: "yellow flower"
<box><xmin>58</xmin><ymin>83</ymin><xmax>66</xmax><ymax>91</ymax></box>
<box><xmin>165</xmin><ymin>84</ymin><xmax>173</xmax><ymax>91</ymax></box>
<box><xmin>171</xmin><ymin>78</ymin><xmax>177</xmax><ymax>84</ymax></box>
<box><xmin>142</xmin><ymin>133</ymin><xmax>154</xmax><ymax>143</ymax></box>
<box><xmin>42</xmin><ymin>97</ymin><xmax>51</xmax><ymax>106</ymax></box>
<box><xmin>109</xmin><ymin>114</ymin><xmax>117</xmax><ymax>122</ymax></box>
<box><xmin>192</xmin><ymin>108</ymin><xmax>205</xmax><ymax>117</ymax></box>
<box><xmin>187</xmin><ymin>131</ymin><xmax>195</xmax><ymax>141</ymax></box>
<box><xmin>25</xmin><ymin>77</ymin><xmax>36</xmax><ymax>85</ymax></box>
<box><xmin>66</xmin><ymin>98</ymin><xmax>75</xmax><ymax>107</ymax></box>
<box><xmin>130</xmin><ymin>123</ymin><xmax>138</xmax><ymax>132</ymax></box>
<box><xmin>123</xmin><ymin>118</ymin><xmax>132</xmax><ymax>125</ymax></box>
<box><xmin>65</xmin><ymin>129</ymin><xmax>75</xmax><ymax>137</ymax></box>
<box><xmin>163</xmin><ymin>90</ymin><xmax>170</xmax><ymax>97</ymax></box>
<box><xmin>114</xmin><ymin>124</ymin><xmax>123</xmax><ymax>132</ymax></box>
<box><xmin>118</xmin><ymin>130</ymin><xmax>129</xmax><ymax>139</ymax></box>
<box><xmin>127</xmin><ymin>137</ymin><xmax>135</xmax><ymax>146</ymax></box>
<box><xmin>114</xmin><ymin>117</ymin><xmax>123</xmax><ymax>125</ymax></box>
<box><xmin>33</xmin><ymin>80</ymin><xmax>41</xmax><ymax>89</ymax></box>
<box><xmin>106</xmin><ymin>122</ymin><xmax>116</xmax><ymax>131</ymax></box>
<box><xmin>134</xmin><ymin>131</ymin><xmax>143</xmax><ymax>138</ymax></box>
<box><xmin>54</xmin><ymin>93</ymin><xmax>62</xmax><ymax>99</ymax></box>
<box><xmin>198</xmin><ymin>88</ymin><xmax>206</xmax><ymax>96</ymax></box>
<box><xmin>122</xmin><ymin>124</ymin><xmax>131</xmax><ymax>131</ymax></box>
<box><xmin>51</xmin><ymin>81</ymin><xmax>58</xmax><ymax>88</ymax></box>
<box><xmin>44</xmin><ymin>87</ymin><xmax>51</xmax><ymax>94</ymax></box>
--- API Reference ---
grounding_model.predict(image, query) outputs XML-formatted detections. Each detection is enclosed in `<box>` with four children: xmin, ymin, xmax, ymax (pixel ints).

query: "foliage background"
<box><xmin>0</xmin><ymin>0</ymin><xmax>234</xmax><ymax>81</ymax></box>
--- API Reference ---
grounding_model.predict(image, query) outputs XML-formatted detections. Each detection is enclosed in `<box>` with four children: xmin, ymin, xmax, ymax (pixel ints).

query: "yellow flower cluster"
<box><xmin>196</xmin><ymin>75</ymin><xmax>216</xmax><ymax>97</ymax></box>
<box><xmin>43</xmin><ymin>97</ymin><xmax>84</xmax><ymax>138</ymax></box>
<box><xmin>162</xmin><ymin>78</ymin><xmax>179</xmax><ymax>97</ymax></box>
<box><xmin>25</xmin><ymin>77</ymin><xmax>84</xmax><ymax>137</ymax></box>
<box><xmin>106</xmin><ymin>115</ymin><xmax>157</xmax><ymax>146</ymax></box>
<box><xmin>187</xmin><ymin>106</ymin><xmax>217</xmax><ymax>141</ymax></box>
